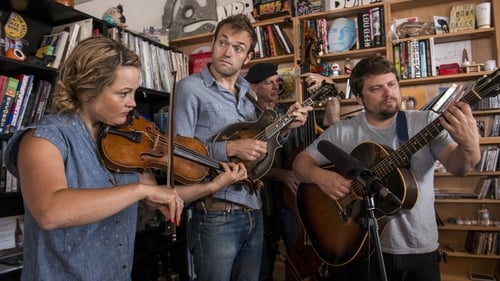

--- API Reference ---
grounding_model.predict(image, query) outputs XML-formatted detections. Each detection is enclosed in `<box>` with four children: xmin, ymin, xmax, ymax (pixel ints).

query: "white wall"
<box><xmin>75</xmin><ymin>0</ymin><xmax>166</xmax><ymax>33</ymax></box>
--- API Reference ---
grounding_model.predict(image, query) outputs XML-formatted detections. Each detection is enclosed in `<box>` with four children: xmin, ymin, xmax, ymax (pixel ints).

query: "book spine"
<box><xmin>362</xmin><ymin>12</ymin><xmax>372</xmax><ymax>48</ymax></box>
<box><xmin>418</xmin><ymin>40</ymin><xmax>427</xmax><ymax>78</ymax></box>
<box><xmin>410</xmin><ymin>39</ymin><xmax>421</xmax><ymax>78</ymax></box>
<box><xmin>254</xmin><ymin>26</ymin><xmax>262</xmax><ymax>58</ymax></box>
<box><xmin>266</xmin><ymin>25</ymin><xmax>278</xmax><ymax>56</ymax></box>
<box><xmin>372</xmin><ymin>7</ymin><xmax>382</xmax><ymax>46</ymax></box>
<box><xmin>272</xmin><ymin>24</ymin><xmax>292</xmax><ymax>54</ymax></box>
<box><xmin>399</xmin><ymin>41</ymin><xmax>408</xmax><ymax>79</ymax></box>
<box><xmin>0</xmin><ymin>77</ymin><xmax>19</xmax><ymax>133</ymax></box>
<box><xmin>393</xmin><ymin>44</ymin><xmax>401</xmax><ymax>78</ymax></box>
<box><xmin>356</xmin><ymin>13</ymin><xmax>364</xmax><ymax>49</ymax></box>
<box><xmin>428</xmin><ymin>37</ymin><xmax>437</xmax><ymax>76</ymax></box>
<box><xmin>379</xmin><ymin>6</ymin><xmax>385</xmax><ymax>46</ymax></box>
<box><xmin>14</xmin><ymin>75</ymin><xmax>35</xmax><ymax>131</ymax></box>
<box><xmin>7</xmin><ymin>74</ymin><xmax>31</xmax><ymax>133</ymax></box>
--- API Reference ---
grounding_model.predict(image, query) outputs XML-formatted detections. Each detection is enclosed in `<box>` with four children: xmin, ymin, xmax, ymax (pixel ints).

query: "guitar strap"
<box><xmin>396</xmin><ymin>111</ymin><xmax>409</xmax><ymax>146</ymax></box>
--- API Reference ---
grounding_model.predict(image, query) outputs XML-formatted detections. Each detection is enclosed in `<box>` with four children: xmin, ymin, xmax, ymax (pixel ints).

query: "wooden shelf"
<box><xmin>440</xmin><ymin>249</ymin><xmax>500</xmax><ymax>259</ymax></box>
<box><xmin>436</xmin><ymin>198</ymin><xmax>500</xmax><ymax>204</ymax></box>
<box><xmin>439</xmin><ymin>224</ymin><xmax>500</xmax><ymax>231</ymax></box>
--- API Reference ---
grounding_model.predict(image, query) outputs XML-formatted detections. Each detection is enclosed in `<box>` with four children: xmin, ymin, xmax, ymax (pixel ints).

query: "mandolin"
<box><xmin>296</xmin><ymin>68</ymin><xmax>500</xmax><ymax>266</ymax></box>
<box><xmin>213</xmin><ymin>82</ymin><xmax>337</xmax><ymax>186</ymax></box>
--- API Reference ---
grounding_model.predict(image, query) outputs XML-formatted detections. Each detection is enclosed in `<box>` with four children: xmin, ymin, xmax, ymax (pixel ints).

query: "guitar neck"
<box><xmin>373</xmin><ymin>77</ymin><xmax>497</xmax><ymax>178</ymax></box>
<box><xmin>262</xmin><ymin>83</ymin><xmax>337</xmax><ymax>140</ymax></box>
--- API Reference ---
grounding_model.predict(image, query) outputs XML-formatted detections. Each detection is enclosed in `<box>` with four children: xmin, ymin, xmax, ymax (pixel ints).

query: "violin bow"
<box><xmin>167</xmin><ymin>70</ymin><xmax>177</xmax><ymax>242</ymax></box>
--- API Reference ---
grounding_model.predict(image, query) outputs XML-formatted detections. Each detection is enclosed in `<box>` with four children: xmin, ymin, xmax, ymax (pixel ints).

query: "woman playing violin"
<box><xmin>4</xmin><ymin>36</ymin><xmax>247</xmax><ymax>281</ymax></box>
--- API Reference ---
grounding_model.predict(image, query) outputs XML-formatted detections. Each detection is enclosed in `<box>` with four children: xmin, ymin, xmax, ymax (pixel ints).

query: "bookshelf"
<box><xmin>0</xmin><ymin>1</ymin><xmax>188</xmax><ymax>280</ymax></box>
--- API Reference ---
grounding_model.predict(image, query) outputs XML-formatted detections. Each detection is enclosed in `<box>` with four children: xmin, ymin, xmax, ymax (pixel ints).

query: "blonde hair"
<box><xmin>51</xmin><ymin>36</ymin><xmax>141</xmax><ymax>114</ymax></box>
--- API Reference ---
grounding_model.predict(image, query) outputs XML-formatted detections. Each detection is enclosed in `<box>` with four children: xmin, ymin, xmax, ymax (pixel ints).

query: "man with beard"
<box><xmin>292</xmin><ymin>56</ymin><xmax>480</xmax><ymax>281</ymax></box>
<box><xmin>171</xmin><ymin>14</ymin><xmax>312</xmax><ymax>281</ymax></box>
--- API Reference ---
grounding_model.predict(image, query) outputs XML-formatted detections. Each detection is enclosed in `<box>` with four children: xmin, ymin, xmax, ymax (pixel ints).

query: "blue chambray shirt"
<box><xmin>172</xmin><ymin>64</ymin><xmax>262</xmax><ymax>209</ymax></box>
<box><xmin>5</xmin><ymin>114</ymin><xmax>139</xmax><ymax>281</ymax></box>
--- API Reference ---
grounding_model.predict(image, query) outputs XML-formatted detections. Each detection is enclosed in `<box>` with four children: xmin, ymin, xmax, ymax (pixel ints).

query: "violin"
<box><xmin>97</xmin><ymin>111</ymin><xmax>255</xmax><ymax>188</ymax></box>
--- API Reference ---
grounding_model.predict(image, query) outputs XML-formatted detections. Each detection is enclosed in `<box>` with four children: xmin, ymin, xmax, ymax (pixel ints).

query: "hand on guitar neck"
<box><xmin>214</xmin><ymin>81</ymin><xmax>337</xmax><ymax>184</ymax></box>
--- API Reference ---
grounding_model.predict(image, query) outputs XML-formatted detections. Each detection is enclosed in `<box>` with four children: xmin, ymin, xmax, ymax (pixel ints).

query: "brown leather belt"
<box><xmin>194</xmin><ymin>201</ymin><xmax>254</xmax><ymax>212</ymax></box>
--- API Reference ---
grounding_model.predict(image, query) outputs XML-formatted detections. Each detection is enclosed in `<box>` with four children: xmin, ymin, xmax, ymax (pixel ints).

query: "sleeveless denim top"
<box><xmin>5</xmin><ymin>114</ymin><xmax>139</xmax><ymax>281</ymax></box>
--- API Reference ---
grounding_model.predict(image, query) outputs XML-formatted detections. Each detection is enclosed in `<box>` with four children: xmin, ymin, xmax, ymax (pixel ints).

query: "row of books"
<box><xmin>473</xmin><ymin>96</ymin><xmax>500</xmax><ymax>111</ymax></box>
<box><xmin>421</xmin><ymin>82</ymin><xmax>474</xmax><ymax>113</ymax></box>
<box><xmin>254</xmin><ymin>24</ymin><xmax>294</xmax><ymax>58</ymax></box>
<box><xmin>465</xmin><ymin>231</ymin><xmax>500</xmax><ymax>256</ymax></box>
<box><xmin>0</xmin><ymin>74</ymin><xmax>52</xmax><ymax>135</ymax></box>
<box><xmin>107</xmin><ymin>27</ymin><xmax>188</xmax><ymax>94</ymax></box>
<box><xmin>394</xmin><ymin>38</ymin><xmax>438</xmax><ymax>80</ymax></box>
<box><xmin>0</xmin><ymin>140</ymin><xmax>18</xmax><ymax>193</ymax></box>
<box><xmin>475</xmin><ymin>177</ymin><xmax>500</xmax><ymax>200</ymax></box>
<box><xmin>356</xmin><ymin>6</ymin><xmax>385</xmax><ymax>49</ymax></box>
<box><xmin>477</xmin><ymin>147</ymin><xmax>500</xmax><ymax>173</ymax></box>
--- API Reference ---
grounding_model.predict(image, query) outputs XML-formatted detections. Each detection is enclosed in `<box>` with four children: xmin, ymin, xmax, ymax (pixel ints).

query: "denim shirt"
<box><xmin>172</xmin><ymin>64</ymin><xmax>262</xmax><ymax>209</ymax></box>
<box><xmin>5</xmin><ymin>114</ymin><xmax>139</xmax><ymax>281</ymax></box>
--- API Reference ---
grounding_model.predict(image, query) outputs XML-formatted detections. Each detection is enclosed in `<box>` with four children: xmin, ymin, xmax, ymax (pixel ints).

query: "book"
<box><xmin>254</xmin><ymin>26</ymin><xmax>263</xmax><ymax>58</ymax></box>
<box><xmin>50</xmin><ymin>30</ymin><xmax>70</xmax><ymax>69</ymax></box>
<box><xmin>272</xmin><ymin>24</ymin><xmax>293</xmax><ymax>54</ymax></box>
<box><xmin>371</xmin><ymin>7</ymin><xmax>382</xmax><ymax>46</ymax></box>
<box><xmin>36</xmin><ymin>31</ymin><xmax>69</xmax><ymax>68</ymax></box>
<box><xmin>0</xmin><ymin>76</ymin><xmax>8</xmax><ymax>103</ymax></box>
<box><xmin>188</xmin><ymin>52</ymin><xmax>212</xmax><ymax>75</ymax></box>
<box><xmin>409</xmin><ymin>39</ymin><xmax>420</xmax><ymax>79</ymax></box>
<box><xmin>51</xmin><ymin>21</ymin><xmax>81</xmax><ymax>60</ymax></box>
<box><xmin>361</xmin><ymin>12</ymin><xmax>372</xmax><ymax>48</ymax></box>
<box><xmin>13</xmin><ymin>75</ymin><xmax>36</xmax><ymax>132</ymax></box>
<box><xmin>0</xmin><ymin>77</ymin><xmax>19</xmax><ymax>133</ymax></box>
<box><xmin>7</xmin><ymin>74</ymin><xmax>34</xmax><ymax>133</ymax></box>
<box><xmin>266</xmin><ymin>25</ymin><xmax>279</xmax><ymax>56</ymax></box>
<box><xmin>20</xmin><ymin>80</ymin><xmax>45</xmax><ymax>128</ymax></box>
<box><xmin>449</xmin><ymin>4</ymin><xmax>475</xmax><ymax>32</ymax></box>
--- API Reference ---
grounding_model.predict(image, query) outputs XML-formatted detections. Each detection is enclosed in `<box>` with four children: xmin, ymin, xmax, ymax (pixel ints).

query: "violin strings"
<box><xmin>139</xmin><ymin>130</ymin><xmax>222</xmax><ymax>169</ymax></box>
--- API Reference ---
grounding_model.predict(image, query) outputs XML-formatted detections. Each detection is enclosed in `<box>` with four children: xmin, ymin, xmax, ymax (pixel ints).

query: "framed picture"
<box><xmin>433</xmin><ymin>15</ymin><xmax>450</xmax><ymax>34</ymax></box>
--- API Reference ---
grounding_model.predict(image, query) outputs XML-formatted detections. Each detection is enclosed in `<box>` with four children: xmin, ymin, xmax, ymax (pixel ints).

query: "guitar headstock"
<box><xmin>308</xmin><ymin>80</ymin><xmax>339</xmax><ymax>105</ymax></box>
<box><xmin>470</xmin><ymin>69</ymin><xmax>500</xmax><ymax>101</ymax></box>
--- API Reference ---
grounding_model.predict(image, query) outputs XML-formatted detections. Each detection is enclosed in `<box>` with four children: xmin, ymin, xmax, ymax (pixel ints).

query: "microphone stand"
<box><xmin>361</xmin><ymin>183</ymin><xmax>388</xmax><ymax>281</ymax></box>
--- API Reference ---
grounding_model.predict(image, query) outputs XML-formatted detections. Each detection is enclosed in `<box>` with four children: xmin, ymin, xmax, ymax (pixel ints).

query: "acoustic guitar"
<box><xmin>296</xmin><ymin>69</ymin><xmax>500</xmax><ymax>266</ymax></box>
<box><xmin>213</xmin><ymin>82</ymin><xmax>337</xmax><ymax>186</ymax></box>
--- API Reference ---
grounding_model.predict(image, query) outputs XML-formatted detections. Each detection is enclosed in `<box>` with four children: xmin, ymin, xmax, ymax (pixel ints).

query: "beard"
<box><xmin>365</xmin><ymin>98</ymin><xmax>400</xmax><ymax>121</ymax></box>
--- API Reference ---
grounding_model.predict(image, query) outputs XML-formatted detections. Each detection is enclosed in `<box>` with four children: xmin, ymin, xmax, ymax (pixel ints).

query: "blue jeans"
<box><xmin>188</xmin><ymin>208</ymin><xmax>264</xmax><ymax>281</ymax></box>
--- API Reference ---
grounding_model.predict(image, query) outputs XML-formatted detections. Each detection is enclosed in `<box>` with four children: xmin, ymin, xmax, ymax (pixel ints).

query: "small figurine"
<box><xmin>103</xmin><ymin>4</ymin><xmax>127</xmax><ymax>27</ymax></box>
<box><xmin>330</xmin><ymin>63</ymin><xmax>341</xmax><ymax>76</ymax></box>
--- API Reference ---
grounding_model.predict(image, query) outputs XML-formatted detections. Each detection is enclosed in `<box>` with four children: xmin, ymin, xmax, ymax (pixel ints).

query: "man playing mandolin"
<box><xmin>172</xmin><ymin>14</ymin><xmax>312</xmax><ymax>281</ymax></box>
<box><xmin>293</xmin><ymin>56</ymin><xmax>481</xmax><ymax>281</ymax></box>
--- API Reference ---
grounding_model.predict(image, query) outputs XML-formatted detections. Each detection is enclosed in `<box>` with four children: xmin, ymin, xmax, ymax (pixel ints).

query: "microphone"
<box><xmin>317</xmin><ymin>140</ymin><xmax>402</xmax><ymax>206</ymax></box>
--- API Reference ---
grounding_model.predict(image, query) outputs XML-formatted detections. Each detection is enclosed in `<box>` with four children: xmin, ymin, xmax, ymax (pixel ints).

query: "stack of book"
<box><xmin>421</xmin><ymin>82</ymin><xmax>474</xmax><ymax>112</ymax></box>
<box><xmin>254</xmin><ymin>24</ymin><xmax>294</xmax><ymax>58</ymax></box>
